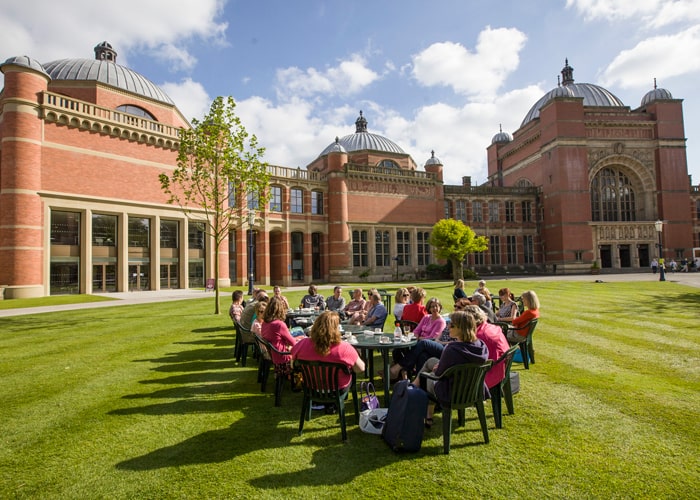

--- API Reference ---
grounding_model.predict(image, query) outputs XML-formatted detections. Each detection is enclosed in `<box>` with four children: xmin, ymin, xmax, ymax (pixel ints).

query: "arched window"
<box><xmin>376</xmin><ymin>159</ymin><xmax>399</xmax><ymax>169</ymax></box>
<box><xmin>116</xmin><ymin>104</ymin><xmax>157</xmax><ymax>121</ymax></box>
<box><xmin>591</xmin><ymin>167</ymin><xmax>636</xmax><ymax>221</ymax></box>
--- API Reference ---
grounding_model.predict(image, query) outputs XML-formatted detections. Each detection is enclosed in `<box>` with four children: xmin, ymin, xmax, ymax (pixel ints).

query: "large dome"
<box><xmin>521</xmin><ymin>60</ymin><xmax>624</xmax><ymax>127</ymax></box>
<box><xmin>42</xmin><ymin>42</ymin><xmax>174</xmax><ymax>105</ymax></box>
<box><xmin>319</xmin><ymin>111</ymin><xmax>406</xmax><ymax>156</ymax></box>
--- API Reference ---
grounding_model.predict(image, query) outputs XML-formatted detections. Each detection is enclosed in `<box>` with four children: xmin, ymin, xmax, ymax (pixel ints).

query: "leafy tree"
<box><xmin>429</xmin><ymin>219</ymin><xmax>488</xmax><ymax>281</ymax></box>
<box><xmin>159</xmin><ymin>96</ymin><xmax>270</xmax><ymax>314</ymax></box>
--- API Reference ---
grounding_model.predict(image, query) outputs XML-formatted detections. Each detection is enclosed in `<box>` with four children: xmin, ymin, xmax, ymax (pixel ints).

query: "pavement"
<box><xmin>1</xmin><ymin>271</ymin><xmax>699</xmax><ymax>318</ymax></box>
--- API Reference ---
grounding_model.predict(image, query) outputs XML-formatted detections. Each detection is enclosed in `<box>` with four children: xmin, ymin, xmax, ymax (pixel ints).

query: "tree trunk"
<box><xmin>451</xmin><ymin>258</ymin><xmax>464</xmax><ymax>281</ymax></box>
<box><xmin>214</xmin><ymin>241</ymin><xmax>221</xmax><ymax>315</ymax></box>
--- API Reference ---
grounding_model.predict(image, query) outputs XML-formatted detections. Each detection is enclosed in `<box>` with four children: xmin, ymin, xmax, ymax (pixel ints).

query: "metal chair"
<box><xmin>488</xmin><ymin>345</ymin><xmax>520</xmax><ymax>428</ymax></box>
<box><xmin>509</xmin><ymin>319</ymin><xmax>538</xmax><ymax>369</ymax></box>
<box><xmin>254</xmin><ymin>334</ymin><xmax>293</xmax><ymax>407</ymax></box>
<box><xmin>234</xmin><ymin>321</ymin><xmax>257</xmax><ymax>367</ymax></box>
<box><xmin>420</xmin><ymin>361</ymin><xmax>492</xmax><ymax>454</ymax></box>
<box><xmin>295</xmin><ymin>360</ymin><xmax>359</xmax><ymax>442</ymax></box>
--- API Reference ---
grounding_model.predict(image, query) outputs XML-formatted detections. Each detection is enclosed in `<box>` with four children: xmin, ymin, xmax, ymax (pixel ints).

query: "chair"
<box><xmin>295</xmin><ymin>360</ymin><xmax>359</xmax><ymax>442</ymax></box>
<box><xmin>488</xmin><ymin>345</ymin><xmax>520</xmax><ymax>428</ymax></box>
<box><xmin>508</xmin><ymin>319</ymin><xmax>538</xmax><ymax>370</ymax></box>
<box><xmin>399</xmin><ymin>319</ymin><xmax>418</xmax><ymax>333</ymax></box>
<box><xmin>254</xmin><ymin>334</ymin><xmax>292</xmax><ymax>407</ymax></box>
<box><xmin>234</xmin><ymin>321</ymin><xmax>256</xmax><ymax>367</ymax></box>
<box><xmin>420</xmin><ymin>361</ymin><xmax>492</xmax><ymax>454</ymax></box>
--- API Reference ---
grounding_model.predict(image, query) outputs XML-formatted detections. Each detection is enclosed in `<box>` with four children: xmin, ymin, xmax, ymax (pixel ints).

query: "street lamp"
<box><xmin>247</xmin><ymin>211</ymin><xmax>256</xmax><ymax>295</ymax></box>
<box><xmin>655</xmin><ymin>219</ymin><xmax>666</xmax><ymax>282</ymax></box>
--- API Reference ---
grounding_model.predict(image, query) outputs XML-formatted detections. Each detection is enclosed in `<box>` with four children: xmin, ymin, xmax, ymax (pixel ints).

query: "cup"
<box><xmin>374</xmin><ymin>328</ymin><xmax>382</xmax><ymax>334</ymax></box>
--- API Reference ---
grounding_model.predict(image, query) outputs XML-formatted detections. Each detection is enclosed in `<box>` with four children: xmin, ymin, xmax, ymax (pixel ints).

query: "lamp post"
<box><xmin>247</xmin><ymin>211</ymin><xmax>256</xmax><ymax>295</ymax></box>
<box><xmin>655</xmin><ymin>219</ymin><xmax>666</xmax><ymax>282</ymax></box>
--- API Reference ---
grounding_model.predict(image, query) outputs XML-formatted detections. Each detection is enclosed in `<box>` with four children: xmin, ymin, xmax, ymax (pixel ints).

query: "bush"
<box><xmin>426</xmin><ymin>263</ymin><xmax>451</xmax><ymax>279</ymax></box>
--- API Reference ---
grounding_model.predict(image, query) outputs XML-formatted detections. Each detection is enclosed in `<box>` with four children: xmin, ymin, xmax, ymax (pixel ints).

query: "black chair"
<box><xmin>420</xmin><ymin>361</ymin><xmax>492</xmax><ymax>454</ymax></box>
<box><xmin>399</xmin><ymin>319</ymin><xmax>418</xmax><ymax>333</ymax></box>
<box><xmin>488</xmin><ymin>345</ymin><xmax>520</xmax><ymax>428</ymax></box>
<box><xmin>295</xmin><ymin>360</ymin><xmax>359</xmax><ymax>442</ymax></box>
<box><xmin>234</xmin><ymin>321</ymin><xmax>256</xmax><ymax>367</ymax></box>
<box><xmin>507</xmin><ymin>319</ymin><xmax>538</xmax><ymax>369</ymax></box>
<box><xmin>254</xmin><ymin>334</ymin><xmax>292</xmax><ymax>407</ymax></box>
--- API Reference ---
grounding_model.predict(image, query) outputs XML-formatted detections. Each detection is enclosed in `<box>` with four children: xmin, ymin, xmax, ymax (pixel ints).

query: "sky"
<box><xmin>1</xmin><ymin>0</ymin><xmax>699</xmax><ymax>186</ymax></box>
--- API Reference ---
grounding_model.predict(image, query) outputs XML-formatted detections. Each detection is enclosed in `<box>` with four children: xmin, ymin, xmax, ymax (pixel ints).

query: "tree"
<box><xmin>159</xmin><ymin>96</ymin><xmax>270</xmax><ymax>314</ymax></box>
<box><xmin>429</xmin><ymin>219</ymin><xmax>488</xmax><ymax>281</ymax></box>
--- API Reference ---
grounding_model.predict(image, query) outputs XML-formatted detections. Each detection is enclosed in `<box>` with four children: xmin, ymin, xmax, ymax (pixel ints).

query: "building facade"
<box><xmin>1</xmin><ymin>46</ymin><xmax>698</xmax><ymax>298</ymax></box>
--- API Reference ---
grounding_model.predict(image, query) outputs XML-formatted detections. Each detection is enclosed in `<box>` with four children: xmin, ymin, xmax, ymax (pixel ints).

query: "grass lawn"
<box><xmin>1</xmin><ymin>280</ymin><xmax>698</xmax><ymax>499</ymax></box>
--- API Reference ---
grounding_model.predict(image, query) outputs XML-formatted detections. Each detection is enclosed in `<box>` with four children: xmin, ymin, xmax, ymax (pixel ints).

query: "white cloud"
<box><xmin>600</xmin><ymin>25</ymin><xmax>700</xmax><ymax>88</ymax></box>
<box><xmin>411</xmin><ymin>26</ymin><xmax>527</xmax><ymax>99</ymax></box>
<box><xmin>160</xmin><ymin>78</ymin><xmax>211</xmax><ymax>123</ymax></box>
<box><xmin>566</xmin><ymin>0</ymin><xmax>700</xmax><ymax>27</ymax></box>
<box><xmin>275</xmin><ymin>53</ymin><xmax>380</xmax><ymax>100</ymax></box>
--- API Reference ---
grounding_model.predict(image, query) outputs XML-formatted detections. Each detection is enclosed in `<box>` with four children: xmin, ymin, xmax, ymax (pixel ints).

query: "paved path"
<box><xmin>1</xmin><ymin>272</ymin><xmax>698</xmax><ymax>318</ymax></box>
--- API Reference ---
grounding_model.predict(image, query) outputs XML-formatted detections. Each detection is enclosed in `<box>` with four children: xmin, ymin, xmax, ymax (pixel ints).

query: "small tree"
<box><xmin>159</xmin><ymin>96</ymin><xmax>270</xmax><ymax>314</ymax></box>
<box><xmin>429</xmin><ymin>219</ymin><xmax>488</xmax><ymax>281</ymax></box>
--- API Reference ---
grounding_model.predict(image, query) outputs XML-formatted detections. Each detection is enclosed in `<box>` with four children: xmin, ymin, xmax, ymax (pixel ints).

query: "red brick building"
<box><xmin>1</xmin><ymin>46</ymin><xmax>698</xmax><ymax>298</ymax></box>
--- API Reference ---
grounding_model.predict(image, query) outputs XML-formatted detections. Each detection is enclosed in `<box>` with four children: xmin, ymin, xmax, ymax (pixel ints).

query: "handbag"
<box><xmin>359</xmin><ymin>408</ymin><xmax>388</xmax><ymax>435</ymax></box>
<box><xmin>360</xmin><ymin>382</ymin><xmax>380</xmax><ymax>412</ymax></box>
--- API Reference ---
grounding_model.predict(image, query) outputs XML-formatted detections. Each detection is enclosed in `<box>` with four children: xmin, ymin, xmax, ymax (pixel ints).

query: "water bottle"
<box><xmin>394</xmin><ymin>325</ymin><xmax>402</xmax><ymax>342</ymax></box>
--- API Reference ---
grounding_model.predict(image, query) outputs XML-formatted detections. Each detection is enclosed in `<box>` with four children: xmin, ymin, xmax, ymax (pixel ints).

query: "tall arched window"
<box><xmin>591</xmin><ymin>167</ymin><xmax>636</xmax><ymax>221</ymax></box>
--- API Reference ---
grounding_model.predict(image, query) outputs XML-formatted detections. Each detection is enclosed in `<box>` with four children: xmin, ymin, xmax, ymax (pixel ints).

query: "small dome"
<box><xmin>521</xmin><ymin>59</ymin><xmax>624</xmax><ymax>127</ymax></box>
<box><xmin>424</xmin><ymin>150</ymin><xmax>442</xmax><ymax>166</ymax></box>
<box><xmin>1</xmin><ymin>55</ymin><xmax>49</xmax><ymax>77</ymax></box>
<box><xmin>491</xmin><ymin>124</ymin><xmax>513</xmax><ymax>144</ymax></box>
<box><xmin>641</xmin><ymin>79</ymin><xmax>673</xmax><ymax>106</ymax></box>
<box><xmin>327</xmin><ymin>136</ymin><xmax>347</xmax><ymax>154</ymax></box>
<box><xmin>319</xmin><ymin>111</ymin><xmax>406</xmax><ymax>156</ymax></box>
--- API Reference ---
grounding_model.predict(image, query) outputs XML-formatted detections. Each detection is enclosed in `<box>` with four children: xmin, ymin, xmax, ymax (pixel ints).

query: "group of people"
<box><xmin>651</xmin><ymin>257</ymin><xmax>699</xmax><ymax>274</ymax></box>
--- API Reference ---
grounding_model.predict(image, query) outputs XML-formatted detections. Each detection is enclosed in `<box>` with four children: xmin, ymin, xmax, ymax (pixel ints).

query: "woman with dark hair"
<box><xmin>261</xmin><ymin>296</ymin><xmax>298</xmax><ymax>366</ymax></box>
<box><xmin>291</xmin><ymin>311</ymin><xmax>365</xmax><ymax>389</ymax></box>
<box><xmin>495</xmin><ymin>287</ymin><xmax>519</xmax><ymax>323</ymax></box>
<box><xmin>300</xmin><ymin>284</ymin><xmax>325</xmax><ymax>310</ymax></box>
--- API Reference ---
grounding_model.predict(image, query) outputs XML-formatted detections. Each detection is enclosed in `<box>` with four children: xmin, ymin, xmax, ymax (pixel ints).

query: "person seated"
<box><xmin>495</xmin><ymin>287</ymin><xmax>519</xmax><ymax>323</ymax></box>
<box><xmin>464</xmin><ymin>305</ymin><xmax>509</xmax><ymax>390</ymax></box>
<box><xmin>393</xmin><ymin>287</ymin><xmax>410</xmax><ymax>321</ymax></box>
<box><xmin>413</xmin><ymin>298</ymin><xmax>447</xmax><ymax>341</ymax></box>
<box><xmin>474</xmin><ymin>279</ymin><xmax>493</xmax><ymax>311</ymax></box>
<box><xmin>411</xmin><ymin>310</ymin><xmax>490</xmax><ymax>428</ymax></box>
<box><xmin>401</xmin><ymin>287</ymin><xmax>428</xmax><ymax>325</ymax></box>
<box><xmin>228</xmin><ymin>290</ymin><xmax>245</xmax><ymax>323</ymax></box>
<box><xmin>272</xmin><ymin>286</ymin><xmax>290</xmax><ymax>309</ymax></box>
<box><xmin>261</xmin><ymin>296</ymin><xmax>299</xmax><ymax>368</ymax></box>
<box><xmin>506</xmin><ymin>290</ymin><xmax>540</xmax><ymax>344</ymax></box>
<box><xmin>300</xmin><ymin>284</ymin><xmax>325</xmax><ymax>311</ymax></box>
<box><xmin>453</xmin><ymin>279</ymin><xmax>468</xmax><ymax>301</ymax></box>
<box><xmin>469</xmin><ymin>292</ymin><xmax>498</xmax><ymax>324</ymax></box>
<box><xmin>291</xmin><ymin>311</ymin><xmax>365</xmax><ymax>390</ymax></box>
<box><xmin>250</xmin><ymin>300</ymin><xmax>267</xmax><ymax>336</ymax></box>
<box><xmin>344</xmin><ymin>288</ymin><xmax>367</xmax><ymax>325</ymax></box>
<box><xmin>362</xmin><ymin>292</ymin><xmax>388</xmax><ymax>329</ymax></box>
<box><xmin>325</xmin><ymin>285</ymin><xmax>346</xmax><ymax>317</ymax></box>
<box><xmin>240</xmin><ymin>290</ymin><xmax>268</xmax><ymax>330</ymax></box>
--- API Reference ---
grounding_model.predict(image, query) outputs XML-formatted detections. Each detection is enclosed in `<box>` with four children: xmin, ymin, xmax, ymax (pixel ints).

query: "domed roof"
<box><xmin>1</xmin><ymin>55</ymin><xmax>49</xmax><ymax>77</ymax></box>
<box><xmin>491</xmin><ymin>124</ymin><xmax>513</xmax><ymax>144</ymax></box>
<box><xmin>326</xmin><ymin>136</ymin><xmax>347</xmax><ymax>154</ymax></box>
<box><xmin>319</xmin><ymin>111</ymin><xmax>406</xmax><ymax>157</ymax></box>
<box><xmin>424</xmin><ymin>150</ymin><xmax>442</xmax><ymax>166</ymax></box>
<box><xmin>521</xmin><ymin>60</ymin><xmax>624</xmax><ymax>127</ymax></box>
<box><xmin>641</xmin><ymin>78</ymin><xmax>673</xmax><ymax>107</ymax></box>
<box><xmin>42</xmin><ymin>42</ymin><xmax>174</xmax><ymax>105</ymax></box>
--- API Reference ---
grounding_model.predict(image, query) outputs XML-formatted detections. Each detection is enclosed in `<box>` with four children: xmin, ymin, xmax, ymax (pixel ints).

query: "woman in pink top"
<box><xmin>465</xmin><ymin>305</ymin><xmax>510</xmax><ymax>389</ymax></box>
<box><xmin>261</xmin><ymin>296</ymin><xmax>298</xmax><ymax>365</ymax></box>
<box><xmin>412</xmin><ymin>297</ymin><xmax>447</xmax><ymax>340</ymax></box>
<box><xmin>291</xmin><ymin>311</ymin><xmax>365</xmax><ymax>389</ymax></box>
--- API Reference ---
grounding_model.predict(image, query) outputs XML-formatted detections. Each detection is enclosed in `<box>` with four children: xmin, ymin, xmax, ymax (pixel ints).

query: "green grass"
<box><xmin>0</xmin><ymin>294</ymin><xmax>115</xmax><ymax>310</ymax></box>
<box><xmin>1</xmin><ymin>280</ymin><xmax>698</xmax><ymax>498</ymax></box>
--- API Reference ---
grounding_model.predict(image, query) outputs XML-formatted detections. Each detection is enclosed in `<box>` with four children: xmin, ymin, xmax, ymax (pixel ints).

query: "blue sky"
<box><xmin>2</xmin><ymin>0</ymin><xmax>699</xmax><ymax>186</ymax></box>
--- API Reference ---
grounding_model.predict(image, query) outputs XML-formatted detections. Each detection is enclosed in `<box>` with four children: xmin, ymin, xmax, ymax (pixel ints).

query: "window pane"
<box><xmin>128</xmin><ymin>217</ymin><xmax>150</xmax><ymax>247</ymax></box>
<box><xmin>51</xmin><ymin>211</ymin><xmax>80</xmax><ymax>245</ymax></box>
<box><xmin>160</xmin><ymin>220</ymin><xmax>178</xmax><ymax>249</ymax></box>
<box><xmin>291</xmin><ymin>189</ymin><xmax>303</xmax><ymax>213</ymax></box>
<box><xmin>270</xmin><ymin>186</ymin><xmax>282</xmax><ymax>212</ymax></box>
<box><xmin>92</xmin><ymin>214</ymin><xmax>116</xmax><ymax>247</ymax></box>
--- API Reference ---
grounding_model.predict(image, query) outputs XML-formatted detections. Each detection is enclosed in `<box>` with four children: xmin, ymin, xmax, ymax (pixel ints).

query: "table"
<box><xmin>343</xmin><ymin>326</ymin><xmax>416</xmax><ymax>406</ymax></box>
<box><xmin>286</xmin><ymin>309</ymin><xmax>319</xmax><ymax>327</ymax></box>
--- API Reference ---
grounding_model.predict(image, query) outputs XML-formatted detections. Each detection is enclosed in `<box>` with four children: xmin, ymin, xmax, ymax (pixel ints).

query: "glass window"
<box><xmin>160</xmin><ymin>220</ymin><xmax>178</xmax><ymax>249</ymax></box>
<box><xmin>270</xmin><ymin>186</ymin><xmax>282</xmax><ymax>212</ymax></box>
<box><xmin>189</xmin><ymin>260</ymin><xmax>204</xmax><ymax>288</ymax></box>
<box><xmin>50</xmin><ymin>262</ymin><xmax>79</xmax><ymax>294</ymax></box>
<box><xmin>128</xmin><ymin>217</ymin><xmax>150</xmax><ymax>248</ymax></box>
<box><xmin>417</xmin><ymin>231</ymin><xmax>431</xmax><ymax>266</ymax></box>
<box><xmin>311</xmin><ymin>191</ymin><xmax>323</xmax><ymax>215</ymax></box>
<box><xmin>397</xmin><ymin>231</ymin><xmax>411</xmax><ymax>266</ymax></box>
<box><xmin>376</xmin><ymin>159</ymin><xmax>399</xmax><ymax>169</ymax></box>
<box><xmin>455</xmin><ymin>200</ymin><xmax>466</xmax><ymax>222</ymax></box>
<box><xmin>521</xmin><ymin>201</ymin><xmax>532</xmax><ymax>222</ymax></box>
<box><xmin>489</xmin><ymin>201</ymin><xmax>499</xmax><ymax>222</ymax></box>
<box><xmin>291</xmin><ymin>188</ymin><xmax>303</xmax><ymax>213</ymax></box>
<box><xmin>490</xmin><ymin>236</ymin><xmax>501</xmax><ymax>265</ymax></box>
<box><xmin>51</xmin><ymin>211</ymin><xmax>80</xmax><ymax>246</ymax></box>
<box><xmin>92</xmin><ymin>214</ymin><xmax>116</xmax><ymax>247</ymax></box>
<box><xmin>473</xmin><ymin>252</ymin><xmax>485</xmax><ymax>266</ymax></box>
<box><xmin>116</xmin><ymin>104</ymin><xmax>156</xmax><ymax>120</ymax></box>
<box><xmin>292</xmin><ymin>232</ymin><xmax>304</xmax><ymax>280</ymax></box>
<box><xmin>472</xmin><ymin>201</ymin><xmax>483</xmax><ymax>222</ymax></box>
<box><xmin>352</xmin><ymin>230</ymin><xmax>368</xmax><ymax>268</ymax></box>
<box><xmin>246</xmin><ymin>191</ymin><xmax>259</xmax><ymax>210</ymax></box>
<box><xmin>523</xmin><ymin>235</ymin><xmax>534</xmax><ymax>264</ymax></box>
<box><xmin>444</xmin><ymin>201</ymin><xmax>451</xmax><ymax>219</ymax></box>
<box><xmin>507</xmin><ymin>235</ymin><xmax>517</xmax><ymax>264</ymax></box>
<box><xmin>505</xmin><ymin>201</ymin><xmax>515</xmax><ymax>222</ymax></box>
<box><xmin>696</xmin><ymin>200</ymin><xmax>700</xmax><ymax>219</ymax></box>
<box><xmin>188</xmin><ymin>222</ymin><xmax>205</xmax><ymax>249</ymax></box>
<box><xmin>591</xmin><ymin>167</ymin><xmax>636</xmax><ymax>222</ymax></box>
<box><xmin>228</xmin><ymin>182</ymin><xmax>236</xmax><ymax>208</ymax></box>
<box><xmin>375</xmin><ymin>230</ymin><xmax>390</xmax><ymax>267</ymax></box>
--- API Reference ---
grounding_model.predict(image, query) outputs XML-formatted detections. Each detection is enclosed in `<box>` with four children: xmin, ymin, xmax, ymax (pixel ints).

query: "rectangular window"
<box><xmin>523</xmin><ymin>235</ymin><xmax>534</xmax><ymax>264</ymax></box>
<box><xmin>51</xmin><ymin>211</ymin><xmax>81</xmax><ymax>246</ymax></box>
<box><xmin>352</xmin><ymin>230</ymin><xmax>368</xmax><ymax>267</ymax></box>
<box><xmin>311</xmin><ymin>190</ymin><xmax>323</xmax><ymax>215</ymax></box>
<box><xmin>228</xmin><ymin>182</ymin><xmax>236</xmax><ymax>208</ymax></box>
<box><xmin>246</xmin><ymin>191</ymin><xmax>259</xmax><ymax>210</ymax></box>
<box><xmin>444</xmin><ymin>201</ymin><xmax>451</xmax><ymax>219</ymax></box>
<box><xmin>490</xmin><ymin>235</ymin><xmax>501</xmax><ymax>265</ymax></box>
<box><xmin>489</xmin><ymin>201</ymin><xmax>499</xmax><ymax>223</ymax></box>
<box><xmin>696</xmin><ymin>199</ymin><xmax>700</xmax><ymax>219</ymax></box>
<box><xmin>160</xmin><ymin>220</ymin><xmax>178</xmax><ymax>249</ymax></box>
<box><xmin>505</xmin><ymin>201</ymin><xmax>515</xmax><ymax>222</ymax></box>
<box><xmin>270</xmin><ymin>186</ymin><xmax>282</xmax><ymax>212</ymax></box>
<box><xmin>128</xmin><ymin>217</ymin><xmax>150</xmax><ymax>248</ymax></box>
<box><xmin>455</xmin><ymin>200</ymin><xmax>466</xmax><ymax>222</ymax></box>
<box><xmin>472</xmin><ymin>201</ymin><xmax>483</xmax><ymax>222</ymax></box>
<box><xmin>397</xmin><ymin>231</ymin><xmax>411</xmax><ymax>266</ymax></box>
<box><xmin>375</xmin><ymin>230</ymin><xmax>390</xmax><ymax>267</ymax></box>
<box><xmin>92</xmin><ymin>214</ymin><xmax>116</xmax><ymax>247</ymax></box>
<box><xmin>188</xmin><ymin>222</ymin><xmax>205</xmax><ymax>249</ymax></box>
<box><xmin>506</xmin><ymin>235</ymin><xmax>517</xmax><ymax>264</ymax></box>
<box><xmin>291</xmin><ymin>188</ymin><xmax>303</xmax><ymax>213</ymax></box>
<box><xmin>522</xmin><ymin>201</ymin><xmax>532</xmax><ymax>222</ymax></box>
<box><xmin>417</xmin><ymin>231</ymin><xmax>431</xmax><ymax>266</ymax></box>
<box><xmin>292</xmin><ymin>232</ymin><xmax>304</xmax><ymax>280</ymax></box>
<box><xmin>473</xmin><ymin>252</ymin><xmax>485</xmax><ymax>266</ymax></box>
